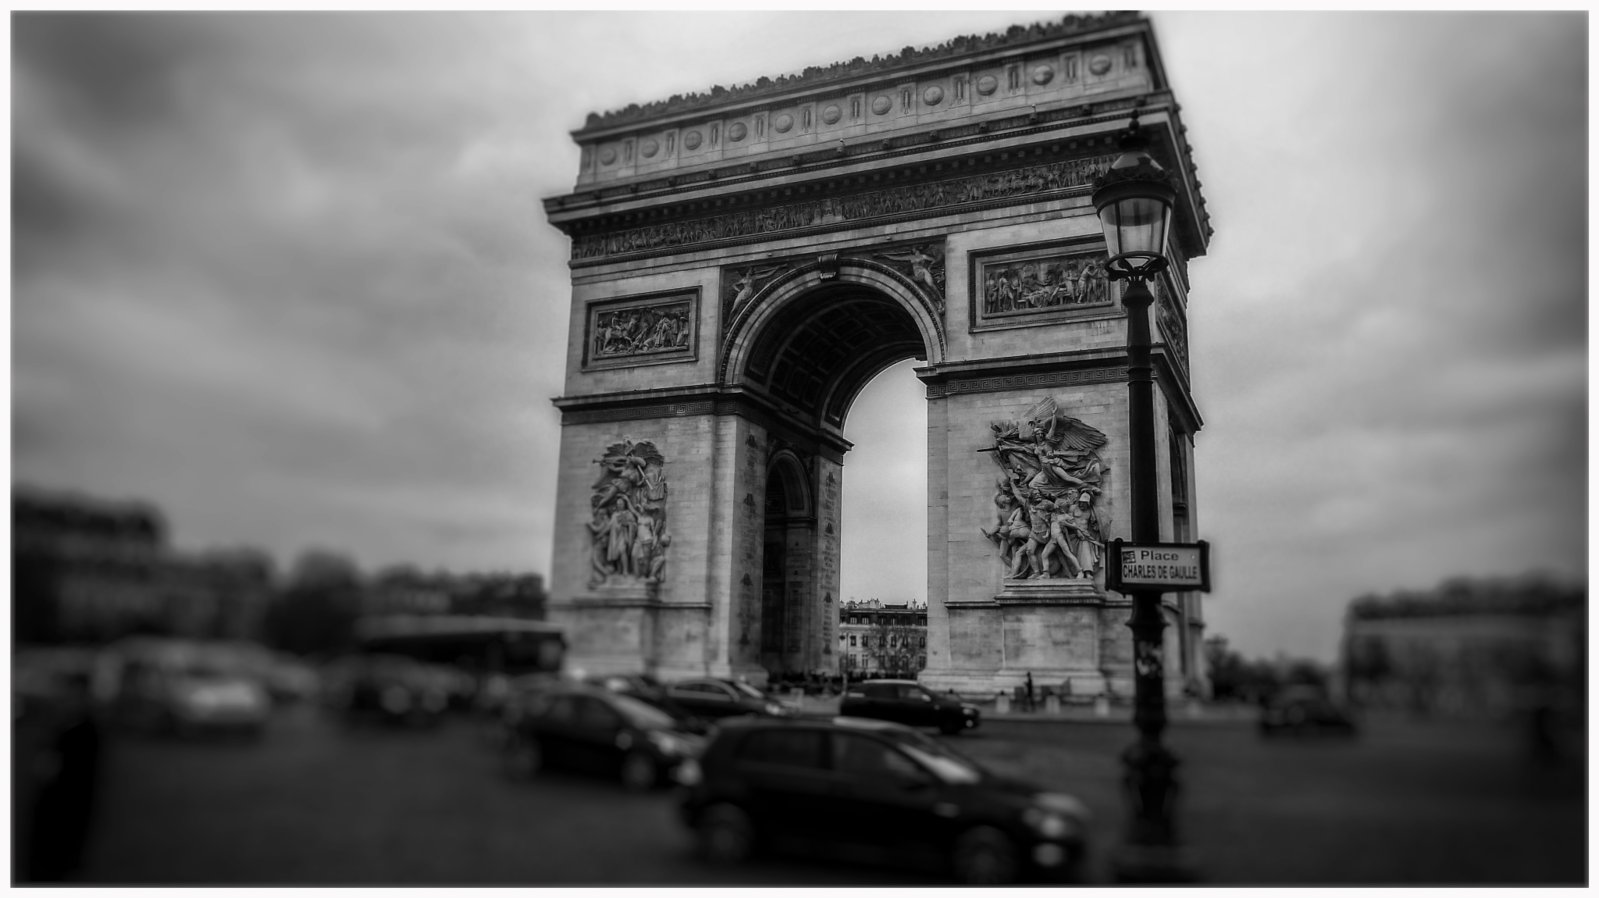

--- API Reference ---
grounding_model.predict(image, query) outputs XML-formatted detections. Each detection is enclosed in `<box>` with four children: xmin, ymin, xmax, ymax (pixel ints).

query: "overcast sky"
<box><xmin>11</xmin><ymin>11</ymin><xmax>1587</xmax><ymax>661</ymax></box>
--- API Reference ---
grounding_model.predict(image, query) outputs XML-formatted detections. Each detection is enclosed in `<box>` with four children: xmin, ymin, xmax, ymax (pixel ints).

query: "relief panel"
<box><xmin>583</xmin><ymin>290</ymin><xmax>698</xmax><ymax>370</ymax></box>
<box><xmin>969</xmin><ymin>241</ymin><xmax>1113</xmax><ymax>332</ymax></box>
<box><xmin>1153</xmin><ymin>276</ymin><xmax>1190</xmax><ymax>377</ymax></box>
<box><xmin>586</xmin><ymin>439</ymin><xmax>672</xmax><ymax>588</ymax></box>
<box><xmin>979</xmin><ymin>396</ymin><xmax>1110</xmax><ymax>584</ymax></box>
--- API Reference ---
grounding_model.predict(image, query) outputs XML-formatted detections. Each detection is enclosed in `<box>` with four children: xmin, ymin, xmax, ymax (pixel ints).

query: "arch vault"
<box><xmin>543</xmin><ymin>12</ymin><xmax>1214</xmax><ymax>696</ymax></box>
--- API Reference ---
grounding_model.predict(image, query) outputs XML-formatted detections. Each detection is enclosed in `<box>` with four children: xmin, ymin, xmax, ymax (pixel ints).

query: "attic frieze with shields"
<box><xmin>544</xmin><ymin>13</ymin><xmax>1214</xmax><ymax>276</ymax></box>
<box><xmin>569</xmin><ymin>12</ymin><xmax>1155</xmax><ymax>189</ymax></box>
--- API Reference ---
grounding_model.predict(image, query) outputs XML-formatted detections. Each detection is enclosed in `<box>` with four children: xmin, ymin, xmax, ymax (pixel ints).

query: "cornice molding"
<box><xmin>917</xmin><ymin>347</ymin><xmax>1202</xmax><ymax>433</ymax></box>
<box><xmin>554</xmin><ymin>386</ymin><xmax>854</xmax><ymax>459</ymax></box>
<box><xmin>924</xmin><ymin>366</ymin><xmax>1124</xmax><ymax>399</ymax></box>
<box><xmin>548</xmin><ymin>100</ymin><xmax>1145</xmax><ymax>219</ymax></box>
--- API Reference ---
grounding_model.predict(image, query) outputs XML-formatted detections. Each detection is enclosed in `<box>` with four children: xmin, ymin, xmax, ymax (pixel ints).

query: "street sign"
<box><xmin>1106</xmin><ymin>539</ymin><xmax>1211</xmax><ymax>593</ymax></box>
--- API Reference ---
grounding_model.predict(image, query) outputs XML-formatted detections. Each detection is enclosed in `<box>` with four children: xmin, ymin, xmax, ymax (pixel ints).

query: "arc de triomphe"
<box><xmin>542</xmin><ymin>12</ymin><xmax>1211</xmax><ymax>697</ymax></box>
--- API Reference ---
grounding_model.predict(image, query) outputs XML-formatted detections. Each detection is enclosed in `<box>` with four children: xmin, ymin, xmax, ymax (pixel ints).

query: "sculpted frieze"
<box><xmin>587</xmin><ymin>439</ymin><xmax>671</xmax><ymax>588</ymax></box>
<box><xmin>1154</xmin><ymin>277</ymin><xmax>1189</xmax><ymax>376</ymax></box>
<box><xmin>979</xmin><ymin>397</ymin><xmax>1110</xmax><ymax>583</ymax></box>
<box><xmin>981</xmin><ymin>249</ymin><xmax>1108</xmax><ymax>318</ymax></box>
<box><xmin>574</xmin><ymin>155</ymin><xmax>1118</xmax><ymax>261</ymax></box>
<box><xmin>584</xmin><ymin>292</ymin><xmax>697</xmax><ymax>369</ymax></box>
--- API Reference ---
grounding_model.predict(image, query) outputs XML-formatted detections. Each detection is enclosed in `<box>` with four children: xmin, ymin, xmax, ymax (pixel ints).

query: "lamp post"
<box><xmin>1091</xmin><ymin>116</ymin><xmax>1190</xmax><ymax>881</ymax></box>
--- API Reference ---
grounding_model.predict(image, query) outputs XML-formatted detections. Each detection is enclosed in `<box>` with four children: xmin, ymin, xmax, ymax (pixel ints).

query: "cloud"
<box><xmin>12</xmin><ymin>12</ymin><xmax>571</xmax><ymax>574</ymax></box>
<box><xmin>1174</xmin><ymin>12</ymin><xmax>1587</xmax><ymax>657</ymax></box>
<box><xmin>9</xmin><ymin>12</ymin><xmax>1585</xmax><ymax>662</ymax></box>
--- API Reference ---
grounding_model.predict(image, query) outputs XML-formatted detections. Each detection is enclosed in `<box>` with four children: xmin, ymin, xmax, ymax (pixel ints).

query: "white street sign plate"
<box><xmin>1107</xmin><ymin>540</ymin><xmax>1211</xmax><ymax>592</ymax></box>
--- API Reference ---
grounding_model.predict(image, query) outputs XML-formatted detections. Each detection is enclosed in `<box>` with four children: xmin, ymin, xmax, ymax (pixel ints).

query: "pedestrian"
<box><xmin>1025</xmin><ymin>672</ymin><xmax>1036</xmax><ymax>713</ymax></box>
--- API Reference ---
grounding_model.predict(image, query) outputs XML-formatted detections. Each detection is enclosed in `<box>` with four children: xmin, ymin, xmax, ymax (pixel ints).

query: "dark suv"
<box><xmin>676</xmin><ymin>717</ymin><xmax>1088</xmax><ymax>884</ymax></box>
<box><xmin>840</xmin><ymin>680</ymin><xmax>980</xmax><ymax>735</ymax></box>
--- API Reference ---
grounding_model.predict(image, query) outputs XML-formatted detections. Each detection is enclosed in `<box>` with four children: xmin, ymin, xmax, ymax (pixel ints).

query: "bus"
<box><xmin>346</xmin><ymin>615</ymin><xmax>566</xmax><ymax>724</ymax></box>
<box><xmin>353</xmin><ymin>615</ymin><xmax>566</xmax><ymax>679</ymax></box>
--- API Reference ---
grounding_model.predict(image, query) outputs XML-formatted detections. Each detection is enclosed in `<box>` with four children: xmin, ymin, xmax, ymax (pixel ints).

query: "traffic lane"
<box><xmin>76</xmin><ymin>708</ymin><xmax>937</xmax><ymax>885</ymax></box>
<box><xmin>947</xmin><ymin>716</ymin><xmax>1585</xmax><ymax>884</ymax></box>
<box><xmin>77</xmin><ymin>706</ymin><xmax>1582</xmax><ymax>885</ymax></box>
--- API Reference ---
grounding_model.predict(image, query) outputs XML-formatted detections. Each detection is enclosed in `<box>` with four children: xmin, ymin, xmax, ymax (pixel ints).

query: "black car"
<box><xmin>665</xmin><ymin>677</ymin><xmax>793</xmax><ymax>721</ymax></box>
<box><xmin>1259</xmin><ymin>686</ymin><xmax>1358</xmax><ymax>737</ymax></box>
<box><xmin>840</xmin><ymin>679</ymin><xmax>980</xmax><ymax>735</ymax></box>
<box><xmin>584</xmin><ymin>673</ymin><xmax>713</xmax><ymax>734</ymax></box>
<box><xmin>503</xmin><ymin>683</ymin><xmax>705</xmax><ymax>791</ymax></box>
<box><xmin>677</xmin><ymin>716</ymin><xmax>1089</xmax><ymax>884</ymax></box>
<box><xmin>324</xmin><ymin>654</ymin><xmax>452</xmax><ymax>727</ymax></box>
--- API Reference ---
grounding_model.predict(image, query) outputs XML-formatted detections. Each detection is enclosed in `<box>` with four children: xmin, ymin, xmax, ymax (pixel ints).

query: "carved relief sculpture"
<box><xmin>978</xmin><ymin>397</ymin><xmax>1110</xmax><ymax>580</ymax></box>
<box><xmin>591</xmin><ymin>300</ymin><xmax>693</xmax><ymax>361</ymax></box>
<box><xmin>1153</xmin><ymin>278</ymin><xmax>1189</xmax><ymax>376</ymax></box>
<box><xmin>983</xmin><ymin>251</ymin><xmax>1109</xmax><ymax>316</ymax></box>
<box><xmin>588</xmin><ymin>439</ymin><xmax>671</xmax><ymax>587</ymax></box>
<box><xmin>573</xmin><ymin>155</ymin><xmax>1118</xmax><ymax>260</ymax></box>
<box><xmin>726</xmin><ymin>264</ymin><xmax>790</xmax><ymax>314</ymax></box>
<box><xmin>876</xmin><ymin>243</ymin><xmax>946</xmax><ymax>313</ymax></box>
<box><xmin>721</xmin><ymin>243</ymin><xmax>946</xmax><ymax>331</ymax></box>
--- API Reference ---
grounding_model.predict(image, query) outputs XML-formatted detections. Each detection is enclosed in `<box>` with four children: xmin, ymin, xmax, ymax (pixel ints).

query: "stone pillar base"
<box><xmin>920</xmin><ymin>667</ymin><xmax>1111</xmax><ymax>700</ymax></box>
<box><xmin>924</xmin><ymin>579</ymin><xmax>1112</xmax><ymax>699</ymax></box>
<box><xmin>581</xmin><ymin>580</ymin><xmax>659</xmax><ymax>603</ymax></box>
<box><xmin>550</xmin><ymin>581</ymin><xmax>671</xmax><ymax>679</ymax></box>
<box><xmin>995</xmin><ymin>577</ymin><xmax>1102</xmax><ymax>603</ymax></box>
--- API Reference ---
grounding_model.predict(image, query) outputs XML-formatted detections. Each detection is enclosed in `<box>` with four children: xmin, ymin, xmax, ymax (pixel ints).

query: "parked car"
<box><xmin>98</xmin><ymin>638</ymin><xmax>271</xmax><ymax>738</ymax></box>
<box><xmin>502</xmin><ymin>683</ymin><xmax>705</xmax><ymax>791</ymax></box>
<box><xmin>840</xmin><ymin>679</ymin><xmax>981</xmax><ymax>735</ymax></box>
<box><xmin>665</xmin><ymin>677</ymin><xmax>794</xmax><ymax>721</ymax></box>
<box><xmin>584</xmin><ymin>673</ymin><xmax>713</xmax><ymax>734</ymax></box>
<box><xmin>677</xmin><ymin>716</ymin><xmax>1089</xmax><ymax>884</ymax></box>
<box><xmin>323</xmin><ymin>654</ymin><xmax>452</xmax><ymax>728</ymax></box>
<box><xmin>1259</xmin><ymin>685</ymin><xmax>1358</xmax><ymax>737</ymax></box>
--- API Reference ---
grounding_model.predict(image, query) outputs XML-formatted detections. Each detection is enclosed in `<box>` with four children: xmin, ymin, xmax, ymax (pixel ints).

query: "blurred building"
<box><xmin>838</xmin><ymin>599</ymin><xmax>927</xmax><ymax>678</ymax></box>
<box><xmin>1341</xmin><ymin>575</ymin><xmax>1585</xmax><ymax>718</ymax></box>
<box><xmin>363</xmin><ymin>568</ymin><xmax>548</xmax><ymax>620</ymax></box>
<box><xmin>365</xmin><ymin>567</ymin><xmax>455</xmax><ymax>617</ymax></box>
<box><xmin>14</xmin><ymin>488</ymin><xmax>274</xmax><ymax>644</ymax></box>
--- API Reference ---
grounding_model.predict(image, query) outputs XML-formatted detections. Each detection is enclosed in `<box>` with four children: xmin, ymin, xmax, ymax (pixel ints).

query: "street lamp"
<box><xmin>1091</xmin><ymin>115</ymin><xmax>1191</xmax><ymax>881</ymax></box>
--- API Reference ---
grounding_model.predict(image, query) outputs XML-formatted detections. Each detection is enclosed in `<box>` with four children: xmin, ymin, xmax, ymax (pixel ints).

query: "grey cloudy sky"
<box><xmin>11</xmin><ymin>11</ymin><xmax>1587</xmax><ymax>661</ymax></box>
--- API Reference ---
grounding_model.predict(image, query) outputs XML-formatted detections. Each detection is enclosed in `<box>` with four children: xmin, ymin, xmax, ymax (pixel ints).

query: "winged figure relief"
<box><xmin>729</xmin><ymin>265</ymin><xmax>785</xmax><ymax>312</ymax></box>
<box><xmin>877</xmin><ymin>244</ymin><xmax>945</xmax><ymax>294</ymax></box>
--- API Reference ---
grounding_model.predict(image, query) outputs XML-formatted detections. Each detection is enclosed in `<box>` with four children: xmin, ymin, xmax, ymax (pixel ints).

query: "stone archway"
<box><xmin>543</xmin><ymin>13</ymin><xmax>1213</xmax><ymax>695</ymax></box>
<box><xmin>728</xmin><ymin>269</ymin><xmax>935</xmax><ymax>682</ymax></box>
